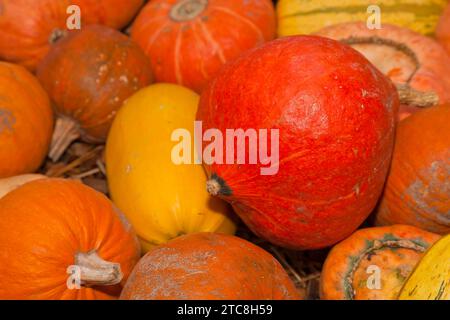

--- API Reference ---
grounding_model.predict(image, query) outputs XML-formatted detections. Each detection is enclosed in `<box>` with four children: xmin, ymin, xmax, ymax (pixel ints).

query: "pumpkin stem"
<box><xmin>395</xmin><ymin>83</ymin><xmax>439</xmax><ymax>108</ymax></box>
<box><xmin>49</xmin><ymin>116</ymin><xmax>81</xmax><ymax>162</ymax></box>
<box><xmin>206</xmin><ymin>178</ymin><xmax>221</xmax><ymax>196</ymax></box>
<box><xmin>75</xmin><ymin>251</ymin><xmax>123</xmax><ymax>286</ymax></box>
<box><xmin>170</xmin><ymin>0</ymin><xmax>208</xmax><ymax>22</ymax></box>
<box><xmin>206</xmin><ymin>174</ymin><xmax>232</xmax><ymax>196</ymax></box>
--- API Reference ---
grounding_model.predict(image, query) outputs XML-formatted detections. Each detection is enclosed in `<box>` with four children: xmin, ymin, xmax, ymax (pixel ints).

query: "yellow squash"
<box><xmin>106</xmin><ymin>84</ymin><xmax>236</xmax><ymax>252</ymax></box>
<box><xmin>399</xmin><ymin>234</ymin><xmax>450</xmax><ymax>300</ymax></box>
<box><xmin>277</xmin><ymin>0</ymin><xmax>448</xmax><ymax>37</ymax></box>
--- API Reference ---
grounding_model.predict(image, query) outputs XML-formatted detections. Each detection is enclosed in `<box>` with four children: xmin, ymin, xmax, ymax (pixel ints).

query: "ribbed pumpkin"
<box><xmin>0</xmin><ymin>0</ymin><xmax>144</xmax><ymax>71</ymax></box>
<box><xmin>197</xmin><ymin>36</ymin><xmax>398</xmax><ymax>250</ymax></box>
<box><xmin>120</xmin><ymin>233</ymin><xmax>301</xmax><ymax>300</ymax></box>
<box><xmin>37</xmin><ymin>25</ymin><xmax>153</xmax><ymax>161</ymax></box>
<box><xmin>0</xmin><ymin>179</ymin><xmax>141</xmax><ymax>300</ymax></box>
<box><xmin>0</xmin><ymin>174</ymin><xmax>45</xmax><ymax>199</ymax></box>
<box><xmin>320</xmin><ymin>225</ymin><xmax>440</xmax><ymax>300</ymax></box>
<box><xmin>437</xmin><ymin>2</ymin><xmax>450</xmax><ymax>55</ymax></box>
<box><xmin>316</xmin><ymin>22</ymin><xmax>450</xmax><ymax>121</ymax></box>
<box><xmin>131</xmin><ymin>0</ymin><xmax>276</xmax><ymax>93</ymax></box>
<box><xmin>399</xmin><ymin>234</ymin><xmax>450</xmax><ymax>300</ymax></box>
<box><xmin>375</xmin><ymin>106</ymin><xmax>450</xmax><ymax>234</ymax></box>
<box><xmin>277</xmin><ymin>0</ymin><xmax>448</xmax><ymax>37</ymax></box>
<box><xmin>106</xmin><ymin>84</ymin><xmax>236</xmax><ymax>252</ymax></box>
<box><xmin>0</xmin><ymin>62</ymin><xmax>53</xmax><ymax>178</ymax></box>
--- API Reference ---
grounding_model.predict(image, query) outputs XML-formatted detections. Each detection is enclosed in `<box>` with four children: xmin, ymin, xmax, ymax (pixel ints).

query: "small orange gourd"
<box><xmin>320</xmin><ymin>225</ymin><xmax>440</xmax><ymax>300</ymax></box>
<box><xmin>0</xmin><ymin>62</ymin><xmax>53</xmax><ymax>178</ymax></box>
<box><xmin>375</xmin><ymin>106</ymin><xmax>450</xmax><ymax>234</ymax></box>
<box><xmin>0</xmin><ymin>179</ymin><xmax>141</xmax><ymax>300</ymax></box>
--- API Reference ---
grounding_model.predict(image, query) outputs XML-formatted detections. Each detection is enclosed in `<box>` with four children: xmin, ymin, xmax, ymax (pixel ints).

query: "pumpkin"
<box><xmin>375</xmin><ymin>106</ymin><xmax>450</xmax><ymax>234</ymax></box>
<box><xmin>399</xmin><ymin>234</ymin><xmax>450</xmax><ymax>300</ymax></box>
<box><xmin>106</xmin><ymin>84</ymin><xmax>236</xmax><ymax>252</ymax></box>
<box><xmin>277</xmin><ymin>0</ymin><xmax>448</xmax><ymax>37</ymax></box>
<box><xmin>0</xmin><ymin>174</ymin><xmax>46</xmax><ymax>199</ymax></box>
<box><xmin>0</xmin><ymin>178</ymin><xmax>140</xmax><ymax>299</ymax></box>
<box><xmin>120</xmin><ymin>232</ymin><xmax>301</xmax><ymax>300</ymax></box>
<box><xmin>37</xmin><ymin>25</ymin><xmax>153</xmax><ymax>162</ymax></box>
<box><xmin>316</xmin><ymin>22</ymin><xmax>450</xmax><ymax>121</ymax></box>
<box><xmin>131</xmin><ymin>0</ymin><xmax>276</xmax><ymax>93</ymax></box>
<box><xmin>196</xmin><ymin>36</ymin><xmax>398</xmax><ymax>250</ymax></box>
<box><xmin>320</xmin><ymin>225</ymin><xmax>440</xmax><ymax>300</ymax></box>
<box><xmin>0</xmin><ymin>0</ymin><xmax>144</xmax><ymax>71</ymax></box>
<box><xmin>436</xmin><ymin>2</ymin><xmax>450</xmax><ymax>55</ymax></box>
<box><xmin>0</xmin><ymin>62</ymin><xmax>53</xmax><ymax>178</ymax></box>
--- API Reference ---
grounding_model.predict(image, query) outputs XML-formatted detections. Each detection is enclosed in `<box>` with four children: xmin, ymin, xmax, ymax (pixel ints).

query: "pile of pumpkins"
<box><xmin>0</xmin><ymin>0</ymin><xmax>448</xmax><ymax>300</ymax></box>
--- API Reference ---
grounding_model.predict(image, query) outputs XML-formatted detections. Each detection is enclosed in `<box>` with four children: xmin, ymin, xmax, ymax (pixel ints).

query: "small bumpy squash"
<box><xmin>277</xmin><ymin>0</ymin><xmax>448</xmax><ymax>37</ymax></box>
<box><xmin>0</xmin><ymin>62</ymin><xmax>53</xmax><ymax>178</ymax></box>
<box><xmin>0</xmin><ymin>179</ymin><xmax>141</xmax><ymax>299</ymax></box>
<box><xmin>320</xmin><ymin>225</ymin><xmax>440</xmax><ymax>300</ymax></box>
<box><xmin>106</xmin><ymin>84</ymin><xmax>235</xmax><ymax>252</ymax></box>
<box><xmin>399</xmin><ymin>234</ymin><xmax>450</xmax><ymax>300</ymax></box>
<box><xmin>120</xmin><ymin>233</ymin><xmax>301</xmax><ymax>300</ymax></box>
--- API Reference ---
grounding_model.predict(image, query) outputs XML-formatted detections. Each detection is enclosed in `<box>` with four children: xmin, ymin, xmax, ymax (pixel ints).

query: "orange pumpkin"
<box><xmin>375</xmin><ymin>106</ymin><xmax>450</xmax><ymax>234</ymax></box>
<box><xmin>131</xmin><ymin>0</ymin><xmax>276</xmax><ymax>93</ymax></box>
<box><xmin>0</xmin><ymin>0</ymin><xmax>144</xmax><ymax>71</ymax></box>
<box><xmin>0</xmin><ymin>178</ymin><xmax>141</xmax><ymax>300</ymax></box>
<box><xmin>320</xmin><ymin>225</ymin><xmax>440</xmax><ymax>300</ymax></box>
<box><xmin>437</xmin><ymin>2</ymin><xmax>450</xmax><ymax>55</ymax></box>
<box><xmin>316</xmin><ymin>22</ymin><xmax>450</xmax><ymax>121</ymax></box>
<box><xmin>0</xmin><ymin>62</ymin><xmax>53</xmax><ymax>178</ymax></box>
<box><xmin>37</xmin><ymin>25</ymin><xmax>153</xmax><ymax>161</ymax></box>
<box><xmin>120</xmin><ymin>233</ymin><xmax>301</xmax><ymax>300</ymax></box>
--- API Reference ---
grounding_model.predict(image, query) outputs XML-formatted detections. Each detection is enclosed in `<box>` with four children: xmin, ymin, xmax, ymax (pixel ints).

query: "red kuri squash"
<box><xmin>0</xmin><ymin>62</ymin><xmax>53</xmax><ymax>178</ymax></box>
<box><xmin>120</xmin><ymin>233</ymin><xmax>301</xmax><ymax>300</ymax></box>
<box><xmin>375</xmin><ymin>106</ymin><xmax>450</xmax><ymax>234</ymax></box>
<box><xmin>0</xmin><ymin>0</ymin><xmax>144</xmax><ymax>71</ymax></box>
<box><xmin>197</xmin><ymin>36</ymin><xmax>398</xmax><ymax>250</ymax></box>
<box><xmin>37</xmin><ymin>25</ymin><xmax>153</xmax><ymax>161</ymax></box>
<box><xmin>316</xmin><ymin>22</ymin><xmax>450</xmax><ymax>121</ymax></box>
<box><xmin>0</xmin><ymin>178</ymin><xmax>141</xmax><ymax>299</ymax></box>
<box><xmin>131</xmin><ymin>0</ymin><xmax>276</xmax><ymax>93</ymax></box>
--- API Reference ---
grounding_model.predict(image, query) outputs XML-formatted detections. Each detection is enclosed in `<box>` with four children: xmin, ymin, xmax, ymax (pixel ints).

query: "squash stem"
<box><xmin>49</xmin><ymin>116</ymin><xmax>80</xmax><ymax>162</ymax></box>
<box><xmin>395</xmin><ymin>83</ymin><xmax>439</xmax><ymax>108</ymax></box>
<box><xmin>75</xmin><ymin>251</ymin><xmax>123</xmax><ymax>286</ymax></box>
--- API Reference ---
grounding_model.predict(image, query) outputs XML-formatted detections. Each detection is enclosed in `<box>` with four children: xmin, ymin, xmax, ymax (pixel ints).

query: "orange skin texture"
<box><xmin>317</xmin><ymin>22</ymin><xmax>450</xmax><ymax>121</ymax></box>
<box><xmin>0</xmin><ymin>62</ymin><xmax>53</xmax><ymax>178</ymax></box>
<box><xmin>197</xmin><ymin>36</ymin><xmax>398</xmax><ymax>250</ymax></box>
<box><xmin>375</xmin><ymin>106</ymin><xmax>450</xmax><ymax>234</ymax></box>
<box><xmin>320</xmin><ymin>225</ymin><xmax>440</xmax><ymax>300</ymax></box>
<box><xmin>37</xmin><ymin>25</ymin><xmax>153</xmax><ymax>142</ymax></box>
<box><xmin>0</xmin><ymin>0</ymin><xmax>144</xmax><ymax>71</ymax></box>
<box><xmin>120</xmin><ymin>233</ymin><xmax>301</xmax><ymax>300</ymax></box>
<box><xmin>437</xmin><ymin>3</ymin><xmax>450</xmax><ymax>55</ymax></box>
<box><xmin>0</xmin><ymin>179</ymin><xmax>141</xmax><ymax>300</ymax></box>
<box><xmin>131</xmin><ymin>0</ymin><xmax>276</xmax><ymax>93</ymax></box>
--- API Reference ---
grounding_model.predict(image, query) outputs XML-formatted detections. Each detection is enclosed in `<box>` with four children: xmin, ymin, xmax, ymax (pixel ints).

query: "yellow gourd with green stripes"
<box><xmin>277</xmin><ymin>0</ymin><xmax>448</xmax><ymax>37</ymax></box>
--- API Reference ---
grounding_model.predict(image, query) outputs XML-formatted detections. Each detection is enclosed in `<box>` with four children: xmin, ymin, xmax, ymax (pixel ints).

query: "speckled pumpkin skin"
<box><xmin>375</xmin><ymin>106</ymin><xmax>450</xmax><ymax>234</ymax></box>
<box><xmin>37</xmin><ymin>25</ymin><xmax>153</xmax><ymax>142</ymax></box>
<box><xmin>197</xmin><ymin>36</ymin><xmax>398</xmax><ymax>250</ymax></box>
<box><xmin>120</xmin><ymin>233</ymin><xmax>301</xmax><ymax>300</ymax></box>
<box><xmin>320</xmin><ymin>225</ymin><xmax>440</xmax><ymax>300</ymax></box>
